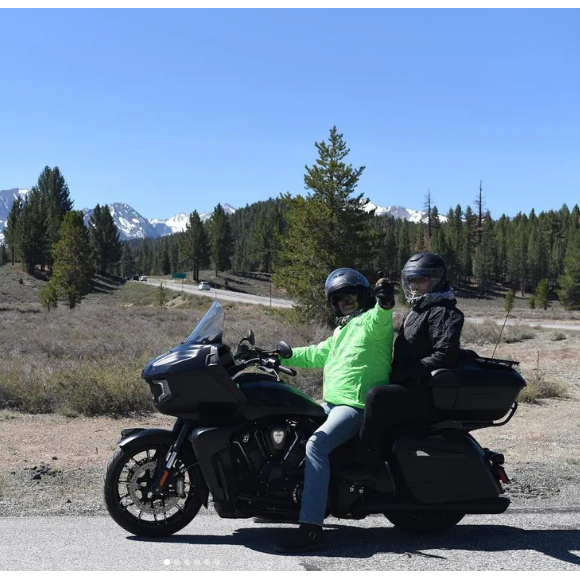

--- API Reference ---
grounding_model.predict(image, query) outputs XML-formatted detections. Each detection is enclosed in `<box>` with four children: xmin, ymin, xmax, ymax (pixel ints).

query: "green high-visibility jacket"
<box><xmin>286</xmin><ymin>303</ymin><xmax>394</xmax><ymax>409</ymax></box>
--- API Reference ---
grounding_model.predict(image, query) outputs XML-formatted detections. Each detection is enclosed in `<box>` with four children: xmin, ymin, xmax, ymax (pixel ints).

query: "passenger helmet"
<box><xmin>401</xmin><ymin>252</ymin><xmax>448</xmax><ymax>304</ymax></box>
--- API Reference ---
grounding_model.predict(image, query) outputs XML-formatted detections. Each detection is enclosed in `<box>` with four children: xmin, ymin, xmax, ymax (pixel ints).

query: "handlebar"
<box><xmin>232</xmin><ymin>348</ymin><xmax>296</xmax><ymax>378</ymax></box>
<box><xmin>278</xmin><ymin>365</ymin><xmax>297</xmax><ymax>377</ymax></box>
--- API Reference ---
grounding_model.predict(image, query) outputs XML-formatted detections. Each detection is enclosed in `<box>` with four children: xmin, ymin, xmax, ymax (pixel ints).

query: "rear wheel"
<box><xmin>384</xmin><ymin>511</ymin><xmax>465</xmax><ymax>534</ymax></box>
<box><xmin>104</xmin><ymin>443</ymin><xmax>203</xmax><ymax>537</ymax></box>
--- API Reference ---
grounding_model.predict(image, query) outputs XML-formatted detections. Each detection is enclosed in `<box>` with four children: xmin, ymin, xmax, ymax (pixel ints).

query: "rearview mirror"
<box><xmin>277</xmin><ymin>341</ymin><xmax>292</xmax><ymax>359</ymax></box>
<box><xmin>246</xmin><ymin>330</ymin><xmax>255</xmax><ymax>346</ymax></box>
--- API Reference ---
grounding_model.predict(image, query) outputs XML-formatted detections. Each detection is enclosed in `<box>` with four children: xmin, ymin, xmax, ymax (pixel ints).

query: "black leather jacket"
<box><xmin>390</xmin><ymin>296</ymin><xmax>464</xmax><ymax>384</ymax></box>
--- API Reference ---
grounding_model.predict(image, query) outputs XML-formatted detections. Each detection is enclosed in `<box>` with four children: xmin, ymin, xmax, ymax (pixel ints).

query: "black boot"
<box><xmin>274</xmin><ymin>523</ymin><xmax>323</xmax><ymax>553</ymax></box>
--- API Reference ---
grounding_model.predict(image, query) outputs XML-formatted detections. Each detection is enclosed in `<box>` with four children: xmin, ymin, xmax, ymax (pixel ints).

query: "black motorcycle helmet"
<box><xmin>401</xmin><ymin>252</ymin><xmax>449</xmax><ymax>304</ymax></box>
<box><xmin>325</xmin><ymin>268</ymin><xmax>372</xmax><ymax>316</ymax></box>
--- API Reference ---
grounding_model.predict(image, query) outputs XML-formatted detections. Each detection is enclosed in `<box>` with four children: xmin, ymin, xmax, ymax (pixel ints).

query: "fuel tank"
<box><xmin>235</xmin><ymin>373</ymin><xmax>326</xmax><ymax>421</ymax></box>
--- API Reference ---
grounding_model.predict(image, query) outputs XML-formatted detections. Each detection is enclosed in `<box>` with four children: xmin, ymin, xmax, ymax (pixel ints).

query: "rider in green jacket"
<box><xmin>274</xmin><ymin>268</ymin><xmax>395</xmax><ymax>553</ymax></box>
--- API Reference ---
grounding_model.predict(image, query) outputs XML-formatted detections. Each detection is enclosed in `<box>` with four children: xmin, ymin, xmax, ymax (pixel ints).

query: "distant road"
<box><xmin>465</xmin><ymin>317</ymin><xmax>580</xmax><ymax>332</ymax></box>
<box><xmin>142</xmin><ymin>279</ymin><xmax>294</xmax><ymax>309</ymax></box>
<box><xmin>140</xmin><ymin>279</ymin><xmax>580</xmax><ymax>330</ymax></box>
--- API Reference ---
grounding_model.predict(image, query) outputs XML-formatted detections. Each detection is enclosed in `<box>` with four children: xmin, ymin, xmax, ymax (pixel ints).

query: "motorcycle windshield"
<box><xmin>184</xmin><ymin>301</ymin><xmax>225</xmax><ymax>345</ymax></box>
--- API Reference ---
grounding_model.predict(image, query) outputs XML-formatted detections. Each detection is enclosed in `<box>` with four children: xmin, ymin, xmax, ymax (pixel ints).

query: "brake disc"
<box><xmin>127</xmin><ymin>460</ymin><xmax>181</xmax><ymax>515</ymax></box>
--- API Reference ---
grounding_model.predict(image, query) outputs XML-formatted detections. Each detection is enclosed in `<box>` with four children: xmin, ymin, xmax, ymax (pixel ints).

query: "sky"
<box><xmin>1</xmin><ymin>9</ymin><xmax>579</xmax><ymax>221</ymax></box>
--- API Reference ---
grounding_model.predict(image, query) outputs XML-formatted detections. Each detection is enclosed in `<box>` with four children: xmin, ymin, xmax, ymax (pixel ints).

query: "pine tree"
<box><xmin>504</xmin><ymin>289</ymin><xmax>515</xmax><ymax>312</ymax></box>
<box><xmin>179</xmin><ymin>210</ymin><xmax>210</xmax><ymax>281</ymax></box>
<box><xmin>558</xmin><ymin>231</ymin><xmax>580</xmax><ymax>309</ymax></box>
<box><xmin>161</xmin><ymin>250</ymin><xmax>171</xmax><ymax>275</ymax></box>
<box><xmin>35</xmin><ymin>166</ymin><xmax>74</xmax><ymax>270</ymax></box>
<box><xmin>155</xmin><ymin>282</ymin><xmax>168</xmax><ymax>308</ymax></box>
<box><xmin>571</xmin><ymin>204</ymin><xmax>580</xmax><ymax>233</ymax></box>
<box><xmin>527</xmin><ymin>220</ymin><xmax>542</xmax><ymax>291</ymax></box>
<box><xmin>18</xmin><ymin>188</ymin><xmax>48</xmax><ymax>275</ymax></box>
<box><xmin>461</xmin><ymin>205</ymin><xmax>476</xmax><ymax>284</ymax></box>
<box><xmin>472</xmin><ymin>210</ymin><xmax>495</xmax><ymax>292</ymax></box>
<box><xmin>273</xmin><ymin>126</ymin><xmax>374</xmax><ymax>321</ymax></box>
<box><xmin>208</xmin><ymin>204</ymin><xmax>234</xmax><ymax>276</ymax></box>
<box><xmin>535</xmin><ymin>278</ymin><xmax>549</xmax><ymax>311</ymax></box>
<box><xmin>89</xmin><ymin>204</ymin><xmax>122</xmax><ymax>276</ymax></box>
<box><xmin>423</xmin><ymin>189</ymin><xmax>433</xmax><ymax>243</ymax></box>
<box><xmin>0</xmin><ymin>244</ymin><xmax>8</xmax><ymax>266</ymax></box>
<box><xmin>49</xmin><ymin>211</ymin><xmax>94</xmax><ymax>308</ymax></box>
<box><xmin>474</xmin><ymin>180</ymin><xmax>485</xmax><ymax>247</ymax></box>
<box><xmin>396</xmin><ymin>222</ymin><xmax>412</xmax><ymax>274</ymax></box>
<box><xmin>372</xmin><ymin>216</ymin><xmax>398</xmax><ymax>280</ymax></box>
<box><xmin>39</xmin><ymin>283</ymin><xmax>59</xmax><ymax>311</ymax></box>
<box><xmin>120</xmin><ymin>243</ymin><xmax>135</xmax><ymax>278</ymax></box>
<box><xmin>506</xmin><ymin>214</ymin><xmax>528</xmax><ymax>295</ymax></box>
<box><xmin>249</xmin><ymin>207</ymin><xmax>282</xmax><ymax>273</ymax></box>
<box><xmin>3</xmin><ymin>198</ymin><xmax>22</xmax><ymax>266</ymax></box>
<box><xmin>494</xmin><ymin>215</ymin><xmax>509</xmax><ymax>283</ymax></box>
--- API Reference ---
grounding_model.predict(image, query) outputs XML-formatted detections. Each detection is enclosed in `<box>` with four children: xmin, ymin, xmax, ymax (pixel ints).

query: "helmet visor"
<box><xmin>329</xmin><ymin>291</ymin><xmax>358</xmax><ymax>307</ymax></box>
<box><xmin>401</xmin><ymin>267</ymin><xmax>444</xmax><ymax>302</ymax></box>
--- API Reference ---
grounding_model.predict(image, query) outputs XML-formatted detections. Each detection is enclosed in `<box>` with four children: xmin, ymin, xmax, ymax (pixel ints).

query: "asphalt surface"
<box><xmin>1</xmin><ymin>508</ymin><xmax>579</xmax><ymax>571</ymax></box>
<box><xmin>143</xmin><ymin>279</ymin><xmax>293</xmax><ymax>309</ymax></box>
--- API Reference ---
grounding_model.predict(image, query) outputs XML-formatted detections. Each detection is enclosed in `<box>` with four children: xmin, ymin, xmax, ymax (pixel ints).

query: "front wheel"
<box><xmin>104</xmin><ymin>443</ymin><xmax>203</xmax><ymax>537</ymax></box>
<box><xmin>384</xmin><ymin>511</ymin><xmax>465</xmax><ymax>534</ymax></box>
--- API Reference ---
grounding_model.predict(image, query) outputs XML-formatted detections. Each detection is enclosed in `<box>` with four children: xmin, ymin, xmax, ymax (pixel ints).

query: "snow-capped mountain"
<box><xmin>81</xmin><ymin>202</ymin><xmax>238</xmax><ymax>240</ymax></box>
<box><xmin>0</xmin><ymin>188</ymin><xmax>440</xmax><ymax>243</ymax></box>
<box><xmin>150</xmin><ymin>213</ymin><xmax>189</xmax><ymax>236</ymax></box>
<box><xmin>0</xmin><ymin>188</ymin><xmax>29</xmax><ymax>241</ymax></box>
<box><xmin>199</xmin><ymin>203</ymin><xmax>237</xmax><ymax>222</ymax></box>
<box><xmin>365</xmin><ymin>202</ymin><xmax>447</xmax><ymax>223</ymax></box>
<box><xmin>82</xmin><ymin>203</ymin><xmax>166</xmax><ymax>240</ymax></box>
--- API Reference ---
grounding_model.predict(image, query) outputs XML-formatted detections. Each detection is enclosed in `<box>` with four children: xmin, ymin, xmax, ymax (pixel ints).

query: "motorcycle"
<box><xmin>104</xmin><ymin>301</ymin><xmax>526</xmax><ymax>537</ymax></box>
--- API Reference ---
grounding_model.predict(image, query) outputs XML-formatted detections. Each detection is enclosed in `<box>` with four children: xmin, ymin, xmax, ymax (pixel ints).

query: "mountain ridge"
<box><xmin>0</xmin><ymin>189</ymin><xmax>435</xmax><ymax>242</ymax></box>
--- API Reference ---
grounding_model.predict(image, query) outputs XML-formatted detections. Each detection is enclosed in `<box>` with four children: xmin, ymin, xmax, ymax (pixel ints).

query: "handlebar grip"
<box><xmin>278</xmin><ymin>365</ymin><xmax>297</xmax><ymax>377</ymax></box>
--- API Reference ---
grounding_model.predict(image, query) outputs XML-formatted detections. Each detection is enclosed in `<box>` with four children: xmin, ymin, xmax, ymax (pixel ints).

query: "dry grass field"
<box><xmin>0</xmin><ymin>263</ymin><xmax>579</xmax><ymax>516</ymax></box>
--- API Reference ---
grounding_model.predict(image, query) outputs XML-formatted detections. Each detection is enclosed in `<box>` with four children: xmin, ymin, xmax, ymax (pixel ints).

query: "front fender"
<box><xmin>117</xmin><ymin>427</ymin><xmax>209</xmax><ymax>508</ymax></box>
<box><xmin>117</xmin><ymin>427</ymin><xmax>174</xmax><ymax>451</ymax></box>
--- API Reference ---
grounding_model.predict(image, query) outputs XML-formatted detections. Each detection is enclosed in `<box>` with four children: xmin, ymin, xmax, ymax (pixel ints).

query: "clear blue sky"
<box><xmin>1</xmin><ymin>9</ymin><xmax>578</xmax><ymax>220</ymax></box>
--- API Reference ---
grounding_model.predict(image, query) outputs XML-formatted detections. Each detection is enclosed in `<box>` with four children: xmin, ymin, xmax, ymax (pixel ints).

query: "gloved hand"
<box><xmin>374</xmin><ymin>277</ymin><xmax>395</xmax><ymax>309</ymax></box>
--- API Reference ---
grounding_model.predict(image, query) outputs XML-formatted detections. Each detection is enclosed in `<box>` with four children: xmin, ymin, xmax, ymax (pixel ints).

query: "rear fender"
<box><xmin>117</xmin><ymin>427</ymin><xmax>209</xmax><ymax>508</ymax></box>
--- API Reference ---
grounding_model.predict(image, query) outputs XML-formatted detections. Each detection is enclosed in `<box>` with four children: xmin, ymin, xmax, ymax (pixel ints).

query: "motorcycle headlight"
<box><xmin>152</xmin><ymin>379</ymin><xmax>172</xmax><ymax>403</ymax></box>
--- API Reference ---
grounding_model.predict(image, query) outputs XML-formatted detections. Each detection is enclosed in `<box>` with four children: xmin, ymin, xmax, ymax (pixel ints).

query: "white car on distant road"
<box><xmin>198</xmin><ymin>281</ymin><xmax>211</xmax><ymax>291</ymax></box>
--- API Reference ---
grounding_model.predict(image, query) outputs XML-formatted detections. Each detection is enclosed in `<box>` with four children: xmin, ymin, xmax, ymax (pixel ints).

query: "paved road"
<box><xmin>465</xmin><ymin>317</ymin><xmax>580</xmax><ymax>332</ymax></box>
<box><xmin>1</xmin><ymin>508</ymin><xmax>579</xmax><ymax>571</ymax></box>
<box><xmin>141</xmin><ymin>279</ymin><xmax>580</xmax><ymax>332</ymax></box>
<box><xmin>142</xmin><ymin>279</ymin><xmax>293</xmax><ymax>309</ymax></box>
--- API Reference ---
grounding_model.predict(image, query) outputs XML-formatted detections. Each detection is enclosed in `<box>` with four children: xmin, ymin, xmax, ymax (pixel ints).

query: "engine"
<box><xmin>229</xmin><ymin>418</ymin><xmax>317</xmax><ymax>505</ymax></box>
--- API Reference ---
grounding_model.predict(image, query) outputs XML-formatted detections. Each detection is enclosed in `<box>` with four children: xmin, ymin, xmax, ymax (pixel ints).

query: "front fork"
<box><xmin>153</xmin><ymin>420</ymin><xmax>192</xmax><ymax>494</ymax></box>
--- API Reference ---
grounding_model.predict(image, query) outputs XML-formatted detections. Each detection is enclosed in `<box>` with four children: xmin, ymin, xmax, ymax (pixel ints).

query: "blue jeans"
<box><xmin>299</xmin><ymin>402</ymin><xmax>365</xmax><ymax>526</ymax></box>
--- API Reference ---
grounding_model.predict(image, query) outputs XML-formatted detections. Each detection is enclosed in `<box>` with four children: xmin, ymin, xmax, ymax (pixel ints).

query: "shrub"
<box><xmin>529</xmin><ymin>296</ymin><xmax>536</xmax><ymax>310</ymax></box>
<box><xmin>551</xmin><ymin>331</ymin><xmax>567</xmax><ymax>341</ymax></box>
<box><xmin>504</xmin><ymin>289</ymin><xmax>515</xmax><ymax>312</ymax></box>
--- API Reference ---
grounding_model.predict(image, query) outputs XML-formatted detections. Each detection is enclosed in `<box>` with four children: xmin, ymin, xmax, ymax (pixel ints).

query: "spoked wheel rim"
<box><xmin>113</xmin><ymin>446</ymin><xmax>196</xmax><ymax>529</ymax></box>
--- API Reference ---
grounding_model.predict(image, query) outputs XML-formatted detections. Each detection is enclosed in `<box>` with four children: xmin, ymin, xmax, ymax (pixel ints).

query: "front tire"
<box><xmin>104</xmin><ymin>443</ymin><xmax>203</xmax><ymax>537</ymax></box>
<box><xmin>384</xmin><ymin>511</ymin><xmax>465</xmax><ymax>534</ymax></box>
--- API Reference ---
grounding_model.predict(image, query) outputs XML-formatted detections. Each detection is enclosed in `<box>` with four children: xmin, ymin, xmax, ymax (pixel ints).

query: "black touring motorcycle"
<box><xmin>104</xmin><ymin>301</ymin><xmax>526</xmax><ymax>537</ymax></box>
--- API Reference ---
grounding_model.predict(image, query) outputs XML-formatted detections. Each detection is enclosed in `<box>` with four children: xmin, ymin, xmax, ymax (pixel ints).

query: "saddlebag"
<box><xmin>429</xmin><ymin>349</ymin><xmax>526</xmax><ymax>421</ymax></box>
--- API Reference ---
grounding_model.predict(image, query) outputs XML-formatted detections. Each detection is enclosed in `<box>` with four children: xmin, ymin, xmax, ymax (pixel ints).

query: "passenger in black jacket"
<box><xmin>357</xmin><ymin>252</ymin><xmax>464</xmax><ymax>472</ymax></box>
